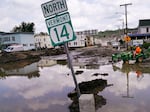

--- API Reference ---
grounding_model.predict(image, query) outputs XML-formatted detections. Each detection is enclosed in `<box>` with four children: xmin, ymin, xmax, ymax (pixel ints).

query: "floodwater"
<box><xmin>0</xmin><ymin>56</ymin><xmax>150</xmax><ymax>112</ymax></box>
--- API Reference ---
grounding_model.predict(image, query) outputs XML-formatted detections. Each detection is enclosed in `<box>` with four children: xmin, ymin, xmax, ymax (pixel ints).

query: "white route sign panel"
<box><xmin>45</xmin><ymin>12</ymin><xmax>76</xmax><ymax>46</ymax></box>
<box><xmin>41</xmin><ymin>0</ymin><xmax>68</xmax><ymax>18</ymax></box>
<box><xmin>133</xmin><ymin>40</ymin><xmax>143</xmax><ymax>46</ymax></box>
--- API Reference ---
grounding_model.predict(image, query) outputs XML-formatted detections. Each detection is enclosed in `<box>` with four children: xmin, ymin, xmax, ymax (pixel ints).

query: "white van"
<box><xmin>4</xmin><ymin>44</ymin><xmax>24</xmax><ymax>52</ymax></box>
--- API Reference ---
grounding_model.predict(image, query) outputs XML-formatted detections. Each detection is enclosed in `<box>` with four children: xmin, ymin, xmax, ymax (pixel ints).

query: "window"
<box><xmin>3</xmin><ymin>37</ymin><xmax>10</xmax><ymax>42</ymax></box>
<box><xmin>146</xmin><ymin>27</ymin><xmax>149</xmax><ymax>33</ymax></box>
<box><xmin>12</xmin><ymin>36</ymin><xmax>15</xmax><ymax>41</ymax></box>
<box><xmin>30</xmin><ymin>44</ymin><xmax>34</xmax><ymax>46</ymax></box>
<box><xmin>74</xmin><ymin>42</ymin><xmax>77</xmax><ymax>45</ymax></box>
<box><xmin>44</xmin><ymin>38</ymin><xmax>46</xmax><ymax>41</ymax></box>
<box><xmin>23</xmin><ymin>44</ymin><xmax>27</xmax><ymax>46</ymax></box>
<box><xmin>44</xmin><ymin>44</ymin><xmax>47</xmax><ymax>48</ymax></box>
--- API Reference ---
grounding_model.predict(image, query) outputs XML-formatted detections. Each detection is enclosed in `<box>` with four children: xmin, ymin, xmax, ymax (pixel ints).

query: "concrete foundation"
<box><xmin>79</xmin><ymin>94</ymin><xmax>95</xmax><ymax>112</ymax></box>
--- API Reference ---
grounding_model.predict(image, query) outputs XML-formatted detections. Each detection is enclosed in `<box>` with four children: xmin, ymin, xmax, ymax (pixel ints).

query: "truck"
<box><xmin>4</xmin><ymin>44</ymin><xmax>24</xmax><ymax>52</ymax></box>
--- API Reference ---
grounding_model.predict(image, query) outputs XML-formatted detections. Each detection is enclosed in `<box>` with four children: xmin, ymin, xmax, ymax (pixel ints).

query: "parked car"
<box><xmin>4</xmin><ymin>44</ymin><xmax>24</xmax><ymax>52</ymax></box>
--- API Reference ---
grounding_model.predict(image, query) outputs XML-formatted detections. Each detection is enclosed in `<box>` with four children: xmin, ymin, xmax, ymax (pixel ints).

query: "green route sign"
<box><xmin>41</xmin><ymin>0</ymin><xmax>80</xmax><ymax>97</ymax></box>
<box><xmin>45</xmin><ymin>12</ymin><xmax>76</xmax><ymax>46</ymax></box>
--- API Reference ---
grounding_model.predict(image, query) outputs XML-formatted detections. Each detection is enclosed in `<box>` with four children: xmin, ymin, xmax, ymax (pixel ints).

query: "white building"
<box><xmin>34</xmin><ymin>34</ymin><xmax>53</xmax><ymax>49</ymax></box>
<box><xmin>76</xmin><ymin>29</ymin><xmax>98</xmax><ymax>36</ymax></box>
<box><xmin>68</xmin><ymin>32</ymin><xmax>95</xmax><ymax>48</ymax></box>
<box><xmin>138</xmin><ymin>19</ymin><xmax>150</xmax><ymax>34</ymax></box>
<box><xmin>68</xmin><ymin>33</ymin><xmax>86</xmax><ymax>48</ymax></box>
<box><xmin>128</xmin><ymin>19</ymin><xmax>150</xmax><ymax>44</ymax></box>
<box><xmin>0</xmin><ymin>32</ymin><xmax>35</xmax><ymax>50</ymax></box>
<box><xmin>85</xmin><ymin>36</ymin><xmax>94</xmax><ymax>46</ymax></box>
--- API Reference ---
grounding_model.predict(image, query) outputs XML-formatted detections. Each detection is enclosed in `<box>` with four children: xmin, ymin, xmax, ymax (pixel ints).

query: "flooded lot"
<box><xmin>0</xmin><ymin>56</ymin><xmax>150</xmax><ymax>112</ymax></box>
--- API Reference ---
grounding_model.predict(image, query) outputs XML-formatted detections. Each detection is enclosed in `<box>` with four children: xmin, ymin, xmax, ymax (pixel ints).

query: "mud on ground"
<box><xmin>76</xmin><ymin>46</ymin><xmax>119</xmax><ymax>57</ymax></box>
<box><xmin>0</xmin><ymin>46</ymin><xmax>119</xmax><ymax>64</ymax></box>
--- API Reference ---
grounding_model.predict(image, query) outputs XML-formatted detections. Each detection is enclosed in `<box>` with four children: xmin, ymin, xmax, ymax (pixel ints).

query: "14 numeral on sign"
<box><xmin>50</xmin><ymin>23</ymin><xmax>73</xmax><ymax>45</ymax></box>
<box><xmin>53</xmin><ymin>25</ymin><xmax>69</xmax><ymax>42</ymax></box>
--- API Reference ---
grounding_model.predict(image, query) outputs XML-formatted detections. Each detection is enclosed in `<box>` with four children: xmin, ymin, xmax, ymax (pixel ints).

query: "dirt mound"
<box><xmin>0</xmin><ymin>51</ymin><xmax>41</xmax><ymax>63</ymax></box>
<box><xmin>79</xmin><ymin>46</ymin><xmax>119</xmax><ymax>57</ymax></box>
<box><xmin>0</xmin><ymin>48</ymin><xmax>66</xmax><ymax>64</ymax></box>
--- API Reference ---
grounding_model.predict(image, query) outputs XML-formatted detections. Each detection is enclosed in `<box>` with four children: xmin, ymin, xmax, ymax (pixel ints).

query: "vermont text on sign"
<box><xmin>46</xmin><ymin>13</ymin><xmax>70</xmax><ymax>27</ymax></box>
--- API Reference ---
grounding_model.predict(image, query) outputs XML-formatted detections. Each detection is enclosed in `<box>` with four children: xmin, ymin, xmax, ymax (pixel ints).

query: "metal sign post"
<box><xmin>41</xmin><ymin>0</ymin><xmax>80</xmax><ymax>98</ymax></box>
<box><xmin>64</xmin><ymin>43</ymin><xmax>81</xmax><ymax>98</ymax></box>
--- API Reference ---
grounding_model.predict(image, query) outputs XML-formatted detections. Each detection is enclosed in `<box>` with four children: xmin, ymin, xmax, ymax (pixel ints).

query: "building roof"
<box><xmin>1</xmin><ymin>32</ymin><xmax>34</xmax><ymax>35</ymax></box>
<box><xmin>0</xmin><ymin>31</ymin><xmax>6</xmax><ymax>34</ymax></box>
<box><xmin>139</xmin><ymin>19</ymin><xmax>150</xmax><ymax>27</ymax></box>
<box><xmin>128</xmin><ymin>33</ymin><xmax>150</xmax><ymax>37</ymax></box>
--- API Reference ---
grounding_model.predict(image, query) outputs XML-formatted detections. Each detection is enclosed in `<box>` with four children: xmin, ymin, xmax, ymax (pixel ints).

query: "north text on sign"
<box><xmin>41</xmin><ymin>0</ymin><xmax>68</xmax><ymax>18</ymax></box>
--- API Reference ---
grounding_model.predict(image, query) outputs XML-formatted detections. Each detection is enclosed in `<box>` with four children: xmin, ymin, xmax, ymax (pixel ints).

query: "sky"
<box><xmin>0</xmin><ymin>0</ymin><xmax>150</xmax><ymax>33</ymax></box>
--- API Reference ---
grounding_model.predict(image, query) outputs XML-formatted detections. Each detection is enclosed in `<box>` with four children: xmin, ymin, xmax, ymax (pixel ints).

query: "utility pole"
<box><xmin>120</xmin><ymin>3</ymin><xmax>132</xmax><ymax>36</ymax></box>
<box><xmin>120</xmin><ymin>3</ymin><xmax>132</xmax><ymax>50</ymax></box>
<box><xmin>118</xmin><ymin>19</ymin><xmax>124</xmax><ymax>38</ymax></box>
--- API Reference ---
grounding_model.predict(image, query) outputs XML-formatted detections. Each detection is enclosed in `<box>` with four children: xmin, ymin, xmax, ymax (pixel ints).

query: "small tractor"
<box><xmin>112</xmin><ymin>47</ymin><xmax>150</xmax><ymax>63</ymax></box>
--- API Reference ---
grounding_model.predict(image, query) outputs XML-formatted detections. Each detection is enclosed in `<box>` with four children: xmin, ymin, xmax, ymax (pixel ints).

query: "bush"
<box><xmin>142</xmin><ymin>43</ymin><xmax>150</xmax><ymax>49</ymax></box>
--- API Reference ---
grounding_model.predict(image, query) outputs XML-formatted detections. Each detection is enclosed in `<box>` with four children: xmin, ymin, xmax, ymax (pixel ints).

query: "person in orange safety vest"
<box><xmin>135</xmin><ymin>46</ymin><xmax>141</xmax><ymax>55</ymax></box>
<box><xmin>133</xmin><ymin>46</ymin><xmax>142</xmax><ymax>57</ymax></box>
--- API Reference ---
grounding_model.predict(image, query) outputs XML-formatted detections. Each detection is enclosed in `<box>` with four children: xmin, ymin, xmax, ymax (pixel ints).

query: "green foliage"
<box><xmin>39</xmin><ymin>32</ymin><xmax>48</xmax><ymax>35</ymax></box>
<box><xmin>11</xmin><ymin>22</ymin><xmax>35</xmax><ymax>33</ymax></box>
<box><xmin>119</xmin><ymin>39</ymin><xmax>124</xmax><ymax>45</ymax></box>
<box><xmin>98</xmin><ymin>30</ymin><xmax>118</xmax><ymax>38</ymax></box>
<box><xmin>97</xmin><ymin>28</ymin><xmax>137</xmax><ymax>38</ymax></box>
<box><xmin>142</xmin><ymin>42</ymin><xmax>150</xmax><ymax>49</ymax></box>
<box><xmin>34</xmin><ymin>32</ymin><xmax>48</xmax><ymax>37</ymax></box>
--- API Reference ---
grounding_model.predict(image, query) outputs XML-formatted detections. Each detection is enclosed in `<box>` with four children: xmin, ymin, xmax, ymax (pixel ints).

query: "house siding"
<box><xmin>0</xmin><ymin>32</ymin><xmax>35</xmax><ymax>50</ymax></box>
<box><xmin>68</xmin><ymin>34</ymin><xmax>86</xmax><ymax>47</ymax></box>
<box><xmin>34</xmin><ymin>35</ymin><xmax>53</xmax><ymax>49</ymax></box>
<box><xmin>138</xmin><ymin>26</ymin><xmax>150</xmax><ymax>34</ymax></box>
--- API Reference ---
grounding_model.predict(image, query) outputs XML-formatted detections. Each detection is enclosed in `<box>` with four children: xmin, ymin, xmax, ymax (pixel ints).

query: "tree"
<box><xmin>39</xmin><ymin>32</ymin><xmax>48</xmax><ymax>35</ymax></box>
<box><xmin>34</xmin><ymin>32</ymin><xmax>48</xmax><ymax>37</ymax></box>
<box><xmin>11</xmin><ymin>22</ymin><xmax>35</xmax><ymax>33</ymax></box>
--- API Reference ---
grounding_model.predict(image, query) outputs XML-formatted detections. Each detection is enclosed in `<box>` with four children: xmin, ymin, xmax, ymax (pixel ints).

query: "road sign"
<box><xmin>41</xmin><ymin>0</ymin><xmax>80</xmax><ymax>98</ymax></box>
<box><xmin>124</xmin><ymin>36</ymin><xmax>131</xmax><ymax>42</ymax></box>
<box><xmin>41</xmin><ymin>0</ymin><xmax>68</xmax><ymax>18</ymax></box>
<box><xmin>45</xmin><ymin>12</ymin><xmax>76</xmax><ymax>46</ymax></box>
<box><xmin>133</xmin><ymin>40</ymin><xmax>143</xmax><ymax>46</ymax></box>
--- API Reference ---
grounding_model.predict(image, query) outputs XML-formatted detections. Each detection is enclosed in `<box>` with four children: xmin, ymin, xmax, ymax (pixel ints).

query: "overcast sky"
<box><xmin>0</xmin><ymin>0</ymin><xmax>150</xmax><ymax>33</ymax></box>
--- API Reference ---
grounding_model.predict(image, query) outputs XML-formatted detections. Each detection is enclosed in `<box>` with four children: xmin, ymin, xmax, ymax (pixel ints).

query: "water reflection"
<box><xmin>0</xmin><ymin>62</ymin><xmax>73</xmax><ymax>112</ymax></box>
<box><xmin>98</xmin><ymin>62</ymin><xmax>150</xmax><ymax>112</ymax></box>
<box><xmin>113</xmin><ymin>61</ymin><xmax>150</xmax><ymax>74</ymax></box>
<box><xmin>68</xmin><ymin>79</ymin><xmax>113</xmax><ymax>112</ymax></box>
<box><xmin>38</xmin><ymin>58</ymin><xmax>57</xmax><ymax>67</ymax></box>
<box><xmin>0</xmin><ymin>58</ymin><xmax>66</xmax><ymax>79</ymax></box>
<box><xmin>0</xmin><ymin>57</ymin><xmax>150</xmax><ymax>112</ymax></box>
<box><xmin>0</xmin><ymin>62</ymin><xmax>40</xmax><ymax>79</ymax></box>
<box><xmin>122</xmin><ymin>73</ymin><xmax>134</xmax><ymax>98</ymax></box>
<box><xmin>112</xmin><ymin>62</ymin><xmax>150</xmax><ymax>98</ymax></box>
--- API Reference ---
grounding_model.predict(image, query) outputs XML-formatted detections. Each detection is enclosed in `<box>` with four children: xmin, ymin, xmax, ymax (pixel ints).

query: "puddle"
<box><xmin>0</xmin><ymin>58</ymin><xmax>150</xmax><ymax>112</ymax></box>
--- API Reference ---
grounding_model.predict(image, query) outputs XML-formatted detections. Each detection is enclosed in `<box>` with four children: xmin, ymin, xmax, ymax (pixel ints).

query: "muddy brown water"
<box><xmin>0</xmin><ymin>58</ymin><xmax>150</xmax><ymax>112</ymax></box>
